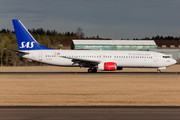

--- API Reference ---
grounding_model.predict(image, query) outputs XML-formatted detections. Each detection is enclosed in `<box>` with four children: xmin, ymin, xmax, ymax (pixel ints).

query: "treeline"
<box><xmin>0</xmin><ymin>28</ymin><xmax>84</xmax><ymax>66</ymax></box>
<box><xmin>0</xmin><ymin>28</ymin><xmax>77</xmax><ymax>37</ymax></box>
<box><xmin>121</xmin><ymin>35</ymin><xmax>180</xmax><ymax>40</ymax></box>
<box><xmin>142</xmin><ymin>35</ymin><xmax>180</xmax><ymax>40</ymax></box>
<box><xmin>0</xmin><ymin>28</ymin><xmax>79</xmax><ymax>49</ymax></box>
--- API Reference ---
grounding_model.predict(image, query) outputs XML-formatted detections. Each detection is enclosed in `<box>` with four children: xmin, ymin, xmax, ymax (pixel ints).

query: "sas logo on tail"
<box><xmin>20</xmin><ymin>42</ymin><xmax>35</xmax><ymax>48</ymax></box>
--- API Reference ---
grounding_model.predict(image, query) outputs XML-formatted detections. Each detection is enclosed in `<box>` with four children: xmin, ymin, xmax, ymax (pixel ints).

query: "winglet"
<box><xmin>12</xmin><ymin>19</ymin><xmax>53</xmax><ymax>50</ymax></box>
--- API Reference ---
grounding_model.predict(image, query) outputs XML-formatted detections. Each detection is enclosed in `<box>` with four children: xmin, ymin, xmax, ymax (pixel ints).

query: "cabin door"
<box><xmin>39</xmin><ymin>52</ymin><xmax>43</xmax><ymax>62</ymax></box>
<box><xmin>154</xmin><ymin>54</ymin><xmax>158</xmax><ymax>62</ymax></box>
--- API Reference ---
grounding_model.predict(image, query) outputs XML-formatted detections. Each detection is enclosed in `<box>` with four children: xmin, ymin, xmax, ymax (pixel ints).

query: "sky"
<box><xmin>1</xmin><ymin>0</ymin><xmax>180</xmax><ymax>39</ymax></box>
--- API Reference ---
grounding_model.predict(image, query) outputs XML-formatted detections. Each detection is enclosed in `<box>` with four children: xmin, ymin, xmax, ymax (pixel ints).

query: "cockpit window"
<box><xmin>163</xmin><ymin>56</ymin><xmax>171</xmax><ymax>58</ymax></box>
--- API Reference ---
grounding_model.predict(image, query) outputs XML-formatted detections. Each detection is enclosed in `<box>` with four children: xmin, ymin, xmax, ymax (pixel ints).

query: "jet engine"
<box><xmin>98</xmin><ymin>62</ymin><xmax>117</xmax><ymax>71</ymax></box>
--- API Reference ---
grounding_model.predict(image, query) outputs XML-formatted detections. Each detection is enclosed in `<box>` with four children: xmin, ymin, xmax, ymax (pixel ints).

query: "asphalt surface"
<box><xmin>0</xmin><ymin>106</ymin><xmax>180</xmax><ymax>120</ymax></box>
<box><xmin>0</xmin><ymin>72</ymin><xmax>179</xmax><ymax>75</ymax></box>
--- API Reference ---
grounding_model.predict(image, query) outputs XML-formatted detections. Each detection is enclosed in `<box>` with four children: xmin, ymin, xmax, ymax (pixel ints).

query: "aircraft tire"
<box><xmin>92</xmin><ymin>68</ymin><xmax>97</xmax><ymax>73</ymax></box>
<box><xmin>88</xmin><ymin>68</ymin><xmax>97</xmax><ymax>73</ymax></box>
<box><xmin>157</xmin><ymin>69</ymin><xmax>161</xmax><ymax>73</ymax></box>
<box><xmin>88</xmin><ymin>69</ymin><xmax>92</xmax><ymax>73</ymax></box>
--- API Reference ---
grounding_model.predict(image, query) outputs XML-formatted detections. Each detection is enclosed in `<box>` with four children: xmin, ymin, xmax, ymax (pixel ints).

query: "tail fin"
<box><xmin>12</xmin><ymin>19</ymin><xmax>53</xmax><ymax>50</ymax></box>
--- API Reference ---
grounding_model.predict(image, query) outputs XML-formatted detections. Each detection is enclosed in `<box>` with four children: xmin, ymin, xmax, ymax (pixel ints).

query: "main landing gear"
<box><xmin>88</xmin><ymin>67</ymin><xmax>97</xmax><ymax>73</ymax></box>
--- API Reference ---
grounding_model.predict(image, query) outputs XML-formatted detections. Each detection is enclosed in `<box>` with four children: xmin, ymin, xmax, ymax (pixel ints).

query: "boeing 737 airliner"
<box><xmin>7</xmin><ymin>19</ymin><xmax>177</xmax><ymax>73</ymax></box>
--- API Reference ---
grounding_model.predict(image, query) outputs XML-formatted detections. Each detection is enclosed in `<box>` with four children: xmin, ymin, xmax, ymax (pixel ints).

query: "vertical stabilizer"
<box><xmin>12</xmin><ymin>19</ymin><xmax>53</xmax><ymax>50</ymax></box>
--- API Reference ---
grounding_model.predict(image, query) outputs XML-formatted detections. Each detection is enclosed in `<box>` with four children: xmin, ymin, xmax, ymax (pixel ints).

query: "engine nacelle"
<box><xmin>98</xmin><ymin>62</ymin><xmax>117</xmax><ymax>71</ymax></box>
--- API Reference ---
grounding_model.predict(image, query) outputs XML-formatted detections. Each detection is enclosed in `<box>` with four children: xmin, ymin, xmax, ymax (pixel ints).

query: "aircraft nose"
<box><xmin>171</xmin><ymin>59</ymin><xmax>177</xmax><ymax>65</ymax></box>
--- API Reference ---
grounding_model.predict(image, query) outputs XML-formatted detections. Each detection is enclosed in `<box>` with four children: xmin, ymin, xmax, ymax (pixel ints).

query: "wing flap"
<box><xmin>61</xmin><ymin>56</ymin><xmax>101</xmax><ymax>67</ymax></box>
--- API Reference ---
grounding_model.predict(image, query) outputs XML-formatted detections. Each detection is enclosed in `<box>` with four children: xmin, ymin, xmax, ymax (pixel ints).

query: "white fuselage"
<box><xmin>20</xmin><ymin>50</ymin><xmax>176</xmax><ymax>68</ymax></box>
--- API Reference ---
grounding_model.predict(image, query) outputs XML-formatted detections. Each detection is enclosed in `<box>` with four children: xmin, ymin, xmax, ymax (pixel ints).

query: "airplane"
<box><xmin>7</xmin><ymin>19</ymin><xmax>177</xmax><ymax>73</ymax></box>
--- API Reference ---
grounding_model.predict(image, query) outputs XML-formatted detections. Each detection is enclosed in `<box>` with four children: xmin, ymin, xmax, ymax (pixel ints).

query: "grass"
<box><xmin>0</xmin><ymin>65</ymin><xmax>180</xmax><ymax>106</ymax></box>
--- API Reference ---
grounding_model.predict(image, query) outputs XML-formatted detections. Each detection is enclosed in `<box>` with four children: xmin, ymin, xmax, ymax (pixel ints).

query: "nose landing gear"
<box><xmin>157</xmin><ymin>69</ymin><xmax>161</xmax><ymax>73</ymax></box>
<box><xmin>157</xmin><ymin>67</ymin><xmax>166</xmax><ymax>73</ymax></box>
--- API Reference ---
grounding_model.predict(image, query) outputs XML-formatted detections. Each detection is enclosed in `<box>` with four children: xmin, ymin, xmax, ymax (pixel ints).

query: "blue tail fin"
<box><xmin>12</xmin><ymin>19</ymin><xmax>53</xmax><ymax>50</ymax></box>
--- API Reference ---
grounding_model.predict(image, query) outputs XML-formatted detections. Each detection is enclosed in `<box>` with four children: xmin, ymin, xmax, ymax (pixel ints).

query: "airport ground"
<box><xmin>0</xmin><ymin>65</ymin><xmax>180</xmax><ymax>106</ymax></box>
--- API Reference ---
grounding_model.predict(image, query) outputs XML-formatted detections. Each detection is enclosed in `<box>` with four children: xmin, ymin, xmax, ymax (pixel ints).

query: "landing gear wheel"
<box><xmin>88</xmin><ymin>69</ymin><xmax>93</xmax><ymax>73</ymax></box>
<box><xmin>92</xmin><ymin>68</ymin><xmax>97</xmax><ymax>73</ymax></box>
<box><xmin>157</xmin><ymin>69</ymin><xmax>161</xmax><ymax>73</ymax></box>
<box><xmin>88</xmin><ymin>68</ymin><xmax>97</xmax><ymax>73</ymax></box>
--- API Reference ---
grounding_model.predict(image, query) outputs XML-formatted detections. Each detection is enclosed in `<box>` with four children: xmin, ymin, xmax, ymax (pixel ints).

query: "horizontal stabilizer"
<box><xmin>4</xmin><ymin>48</ymin><xmax>29</xmax><ymax>54</ymax></box>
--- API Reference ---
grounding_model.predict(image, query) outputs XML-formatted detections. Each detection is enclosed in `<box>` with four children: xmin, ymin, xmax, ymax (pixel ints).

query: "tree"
<box><xmin>0</xmin><ymin>29</ymin><xmax>7</xmax><ymax>34</ymax></box>
<box><xmin>76</xmin><ymin>27</ymin><xmax>84</xmax><ymax>38</ymax></box>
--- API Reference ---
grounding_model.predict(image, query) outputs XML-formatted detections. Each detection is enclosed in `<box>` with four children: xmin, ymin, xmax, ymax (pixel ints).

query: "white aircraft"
<box><xmin>8</xmin><ymin>19</ymin><xmax>177</xmax><ymax>73</ymax></box>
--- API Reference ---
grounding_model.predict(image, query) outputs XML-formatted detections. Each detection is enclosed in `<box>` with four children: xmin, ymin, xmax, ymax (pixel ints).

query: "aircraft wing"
<box><xmin>61</xmin><ymin>56</ymin><xmax>101</xmax><ymax>67</ymax></box>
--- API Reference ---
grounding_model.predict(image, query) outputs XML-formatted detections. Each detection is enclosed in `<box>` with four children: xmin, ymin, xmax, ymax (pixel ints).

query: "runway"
<box><xmin>0</xmin><ymin>71</ymin><xmax>179</xmax><ymax>75</ymax></box>
<box><xmin>0</xmin><ymin>106</ymin><xmax>180</xmax><ymax>120</ymax></box>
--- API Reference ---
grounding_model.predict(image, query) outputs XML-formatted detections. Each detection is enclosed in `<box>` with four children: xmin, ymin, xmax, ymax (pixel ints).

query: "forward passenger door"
<box><xmin>154</xmin><ymin>54</ymin><xmax>158</xmax><ymax>62</ymax></box>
